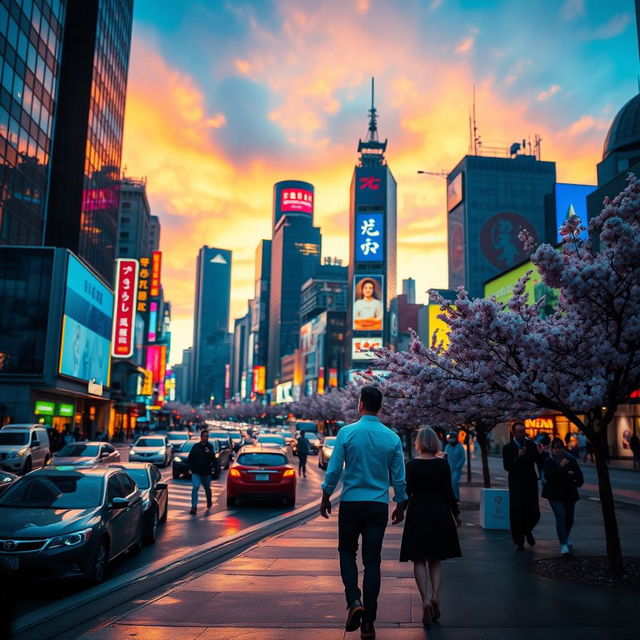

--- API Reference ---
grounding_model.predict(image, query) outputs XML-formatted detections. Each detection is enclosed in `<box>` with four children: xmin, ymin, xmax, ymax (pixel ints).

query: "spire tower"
<box><xmin>358</xmin><ymin>77</ymin><xmax>387</xmax><ymax>166</ymax></box>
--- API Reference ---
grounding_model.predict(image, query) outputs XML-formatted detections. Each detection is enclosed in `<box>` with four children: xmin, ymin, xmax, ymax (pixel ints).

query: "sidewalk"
<box><xmin>76</xmin><ymin>483</ymin><xmax>640</xmax><ymax>640</ymax></box>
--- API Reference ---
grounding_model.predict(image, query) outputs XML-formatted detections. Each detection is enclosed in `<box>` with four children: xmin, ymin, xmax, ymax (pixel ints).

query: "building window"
<box><xmin>122</xmin><ymin>201</ymin><xmax>131</xmax><ymax>209</ymax></box>
<box><xmin>119</xmin><ymin>231</ymin><xmax>129</xmax><ymax>240</ymax></box>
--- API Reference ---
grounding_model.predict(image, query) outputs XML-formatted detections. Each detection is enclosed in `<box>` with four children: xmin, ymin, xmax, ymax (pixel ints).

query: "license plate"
<box><xmin>255</xmin><ymin>474</ymin><xmax>269</xmax><ymax>481</ymax></box>
<box><xmin>0</xmin><ymin>554</ymin><xmax>18</xmax><ymax>570</ymax></box>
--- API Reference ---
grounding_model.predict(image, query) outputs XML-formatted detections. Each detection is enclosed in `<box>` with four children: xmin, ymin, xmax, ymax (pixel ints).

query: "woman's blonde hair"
<box><xmin>416</xmin><ymin>426</ymin><xmax>441</xmax><ymax>454</ymax></box>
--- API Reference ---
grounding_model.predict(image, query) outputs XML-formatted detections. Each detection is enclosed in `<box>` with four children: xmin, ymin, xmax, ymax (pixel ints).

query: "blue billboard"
<box><xmin>555</xmin><ymin>183</ymin><xmax>596</xmax><ymax>242</ymax></box>
<box><xmin>59</xmin><ymin>254</ymin><xmax>113</xmax><ymax>386</ymax></box>
<box><xmin>356</xmin><ymin>213</ymin><xmax>384</xmax><ymax>262</ymax></box>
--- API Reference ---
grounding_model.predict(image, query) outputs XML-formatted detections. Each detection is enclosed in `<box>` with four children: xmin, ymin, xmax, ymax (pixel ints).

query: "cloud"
<box><xmin>428</xmin><ymin>0</ymin><xmax>444</xmax><ymax>11</ymax></box>
<box><xmin>561</xmin><ymin>0</ymin><xmax>585</xmax><ymax>21</ymax></box>
<box><xmin>356</xmin><ymin>0</ymin><xmax>370</xmax><ymax>12</ymax></box>
<box><xmin>455</xmin><ymin>29</ymin><xmax>478</xmax><ymax>54</ymax></box>
<box><xmin>592</xmin><ymin>13</ymin><xmax>632</xmax><ymax>39</ymax></box>
<box><xmin>537</xmin><ymin>84</ymin><xmax>561</xmax><ymax>102</ymax></box>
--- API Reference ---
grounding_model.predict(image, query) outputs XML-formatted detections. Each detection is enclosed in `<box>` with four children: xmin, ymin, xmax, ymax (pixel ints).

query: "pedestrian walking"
<box><xmin>398</xmin><ymin>427</ymin><xmax>461</xmax><ymax>627</ymax></box>
<box><xmin>503</xmin><ymin>422</ymin><xmax>542</xmax><ymax>551</ymax></box>
<box><xmin>444</xmin><ymin>432</ymin><xmax>465</xmax><ymax>501</ymax></box>
<box><xmin>296</xmin><ymin>431</ymin><xmax>310</xmax><ymax>477</ymax></box>
<box><xmin>630</xmin><ymin>432</ymin><xmax>640</xmax><ymax>471</ymax></box>
<box><xmin>187</xmin><ymin>429</ymin><xmax>217</xmax><ymax>514</ymax></box>
<box><xmin>320</xmin><ymin>386</ymin><xmax>407</xmax><ymax>640</ymax></box>
<box><xmin>542</xmin><ymin>438</ymin><xmax>584</xmax><ymax>555</ymax></box>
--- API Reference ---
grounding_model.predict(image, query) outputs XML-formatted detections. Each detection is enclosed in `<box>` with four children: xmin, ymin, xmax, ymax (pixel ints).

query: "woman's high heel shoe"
<box><xmin>422</xmin><ymin>602</ymin><xmax>434</xmax><ymax>627</ymax></box>
<box><xmin>431</xmin><ymin>600</ymin><xmax>441</xmax><ymax>622</ymax></box>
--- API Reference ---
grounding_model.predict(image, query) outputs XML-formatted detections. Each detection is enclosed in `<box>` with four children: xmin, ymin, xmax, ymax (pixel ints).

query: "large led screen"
<box><xmin>355</xmin><ymin>213</ymin><xmax>384</xmax><ymax>262</ymax></box>
<box><xmin>555</xmin><ymin>183</ymin><xmax>596</xmax><ymax>242</ymax></box>
<box><xmin>59</xmin><ymin>255</ymin><xmax>113</xmax><ymax>386</ymax></box>
<box><xmin>353</xmin><ymin>275</ymin><xmax>384</xmax><ymax>332</ymax></box>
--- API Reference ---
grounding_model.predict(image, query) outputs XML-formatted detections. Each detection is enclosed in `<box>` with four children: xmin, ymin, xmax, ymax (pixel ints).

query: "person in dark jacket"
<box><xmin>187</xmin><ymin>429</ymin><xmax>217</xmax><ymax>514</ymax></box>
<box><xmin>503</xmin><ymin>422</ymin><xmax>543</xmax><ymax>551</ymax></box>
<box><xmin>296</xmin><ymin>432</ymin><xmax>310</xmax><ymax>478</ymax></box>
<box><xmin>542</xmin><ymin>438</ymin><xmax>584</xmax><ymax>555</ymax></box>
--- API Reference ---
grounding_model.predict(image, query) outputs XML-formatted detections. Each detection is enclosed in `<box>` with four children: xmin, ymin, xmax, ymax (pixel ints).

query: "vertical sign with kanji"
<box><xmin>150</xmin><ymin>251</ymin><xmax>162</xmax><ymax>297</ymax></box>
<box><xmin>111</xmin><ymin>259</ymin><xmax>139</xmax><ymax>358</ymax></box>
<box><xmin>137</xmin><ymin>256</ymin><xmax>150</xmax><ymax>313</ymax></box>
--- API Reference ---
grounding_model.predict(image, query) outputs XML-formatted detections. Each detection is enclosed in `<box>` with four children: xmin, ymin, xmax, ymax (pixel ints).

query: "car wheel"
<box><xmin>22</xmin><ymin>457</ymin><xmax>32</xmax><ymax>475</ymax></box>
<box><xmin>84</xmin><ymin>539</ymin><xmax>108</xmax><ymax>585</ymax></box>
<box><xmin>226</xmin><ymin>496</ymin><xmax>236</xmax><ymax>508</ymax></box>
<box><xmin>159</xmin><ymin>499</ymin><xmax>168</xmax><ymax>523</ymax></box>
<box><xmin>130</xmin><ymin>519</ymin><xmax>144</xmax><ymax>554</ymax></box>
<box><xmin>144</xmin><ymin>508</ymin><xmax>159</xmax><ymax>545</ymax></box>
<box><xmin>285</xmin><ymin>495</ymin><xmax>296</xmax><ymax>507</ymax></box>
<box><xmin>224</xmin><ymin>457</ymin><xmax>230</xmax><ymax>470</ymax></box>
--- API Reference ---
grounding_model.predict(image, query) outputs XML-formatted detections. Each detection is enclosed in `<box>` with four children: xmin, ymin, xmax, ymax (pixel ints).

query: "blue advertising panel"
<box><xmin>59</xmin><ymin>255</ymin><xmax>113</xmax><ymax>386</ymax></box>
<box><xmin>356</xmin><ymin>212</ymin><xmax>384</xmax><ymax>262</ymax></box>
<box><xmin>555</xmin><ymin>183</ymin><xmax>596</xmax><ymax>242</ymax></box>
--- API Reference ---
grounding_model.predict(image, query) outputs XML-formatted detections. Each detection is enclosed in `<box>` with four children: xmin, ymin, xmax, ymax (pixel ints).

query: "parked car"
<box><xmin>226</xmin><ymin>445</ymin><xmax>296</xmax><ymax>508</ymax></box>
<box><xmin>318</xmin><ymin>437</ymin><xmax>337</xmax><ymax>470</ymax></box>
<box><xmin>0</xmin><ymin>466</ymin><xmax>143</xmax><ymax>583</ymax></box>
<box><xmin>0</xmin><ymin>470</ymin><xmax>18</xmax><ymax>496</ymax></box>
<box><xmin>257</xmin><ymin>434</ymin><xmax>288</xmax><ymax>449</ymax></box>
<box><xmin>108</xmin><ymin>462</ymin><xmax>168</xmax><ymax>544</ymax></box>
<box><xmin>129</xmin><ymin>436</ymin><xmax>172</xmax><ymax>467</ymax></box>
<box><xmin>172</xmin><ymin>439</ymin><xmax>229</xmax><ymax>480</ymax></box>
<box><xmin>0</xmin><ymin>424</ymin><xmax>51</xmax><ymax>474</ymax></box>
<box><xmin>51</xmin><ymin>442</ymin><xmax>120</xmax><ymax>467</ymax></box>
<box><xmin>166</xmin><ymin>431</ymin><xmax>191</xmax><ymax>453</ymax></box>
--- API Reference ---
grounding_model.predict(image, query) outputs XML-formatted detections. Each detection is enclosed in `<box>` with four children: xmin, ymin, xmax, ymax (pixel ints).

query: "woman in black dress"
<box><xmin>400</xmin><ymin>426</ymin><xmax>461</xmax><ymax>626</ymax></box>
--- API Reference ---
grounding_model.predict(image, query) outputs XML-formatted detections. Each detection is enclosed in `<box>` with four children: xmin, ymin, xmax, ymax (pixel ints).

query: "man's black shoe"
<box><xmin>526</xmin><ymin>531</ymin><xmax>536</xmax><ymax>546</ymax></box>
<box><xmin>360</xmin><ymin>621</ymin><xmax>376</xmax><ymax>639</ymax></box>
<box><xmin>345</xmin><ymin>599</ymin><xmax>364</xmax><ymax>632</ymax></box>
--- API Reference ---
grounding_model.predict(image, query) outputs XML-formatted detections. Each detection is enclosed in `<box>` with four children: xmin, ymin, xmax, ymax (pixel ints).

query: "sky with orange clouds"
<box><xmin>121</xmin><ymin>0</ymin><xmax>638</xmax><ymax>365</ymax></box>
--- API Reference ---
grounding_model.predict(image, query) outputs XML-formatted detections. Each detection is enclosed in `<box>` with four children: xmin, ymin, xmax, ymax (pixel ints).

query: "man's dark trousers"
<box><xmin>338</xmin><ymin>501</ymin><xmax>388</xmax><ymax>623</ymax></box>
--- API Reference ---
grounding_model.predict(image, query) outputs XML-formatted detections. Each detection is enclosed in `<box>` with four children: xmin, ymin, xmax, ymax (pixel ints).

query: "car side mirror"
<box><xmin>110</xmin><ymin>497</ymin><xmax>129</xmax><ymax>509</ymax></box>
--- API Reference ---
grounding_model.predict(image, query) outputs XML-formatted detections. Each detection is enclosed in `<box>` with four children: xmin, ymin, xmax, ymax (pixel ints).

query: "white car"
<box><xmin>129</xmin><ymin>436</ymin><xmax>172</xmax><ymax>467</ymax></box>
<box><xmin>0</xmin><ymin>424</ymin><xmax>51</xmax><ymax>474</ymax></box>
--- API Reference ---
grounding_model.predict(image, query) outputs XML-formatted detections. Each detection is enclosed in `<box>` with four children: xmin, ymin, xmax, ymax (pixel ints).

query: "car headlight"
<box><xmin>174</xmin><ymin>456</ymin><xmax>182</xmax><ymax>462</ymax></box>
<box><xmin>8</xmin><ymin>448</ymin><xmax>28</xmax><ymax>459</ymax></box>
<box><xmin>48</xmin><ymin>528</ymin><xmax>92</xmax><ymax>549</ymax></box>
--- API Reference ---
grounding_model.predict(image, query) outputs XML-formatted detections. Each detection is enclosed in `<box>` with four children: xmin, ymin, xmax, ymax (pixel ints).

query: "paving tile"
<box><xmin>82</xmin><ymin>625</ymin><xmax>208</xmax><ymax>640</ymax></box>
<box><xmin>196</xmin><ymin>628</ymin><xmax>346</xmax><ymax>640</ymax></box>
<box><xmin>120</xmin><ymin>591</ymin><xmax>218</xmax><ymax>624</ymax></box>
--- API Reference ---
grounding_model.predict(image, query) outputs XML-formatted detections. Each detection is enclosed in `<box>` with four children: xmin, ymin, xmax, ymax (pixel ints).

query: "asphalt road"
<box><xmin>13</xmin><ymin>444</ymin><xmax>327</xmax><ymax>620</ymax></box>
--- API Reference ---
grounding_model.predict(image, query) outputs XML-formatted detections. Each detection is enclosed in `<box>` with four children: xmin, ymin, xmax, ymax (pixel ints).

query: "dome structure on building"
<box><xmin>602</xmin><ymin>93</ymin><xmax>640</xmax><ymax>160</ymax></box>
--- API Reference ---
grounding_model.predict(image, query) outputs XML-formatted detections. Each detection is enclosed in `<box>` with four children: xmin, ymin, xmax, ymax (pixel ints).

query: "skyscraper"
<box><xmin>402</xmin><ymin>278</ymin><xmax>416</xmax><ymax>304</ymax></box>
<box><xmin>192</xmin><ymin>246</ymin><xmax>232</xmax><ymax>405</ymax></box>
<box><xmin>116</xmin><ymin>177</ymin><xmax>152</xmax><ymax>259</ymax></box>
<box><xmin>267</xmin><ymin>191</ymin><xmax>321</xmax><ymax>389</ymax></box>
<box><xmin>0</xmin><ymin>1</ymin><xmax>67</xmax><ymax>246</ymax></box>
<box><xmin>348</xmin><ymin>80</ymin><xmax>397</xmax><ymax>371</ymax></box>
<box><xmin>447</xmin><ymin>149</ymin><xmax>556</xmax><ymax>299</ymax></box>
<box><xmin>45</xmin><ymin>0</ymin><xmax>134</xmax><ymax>284</ymax></box>
<box><xmin>252</xmin><ymin>239</ymin><xmax>271</xmax><ymax>370</ymax></box>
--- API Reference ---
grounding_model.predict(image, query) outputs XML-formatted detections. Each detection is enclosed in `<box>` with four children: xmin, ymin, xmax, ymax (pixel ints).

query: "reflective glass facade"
<box><xmin>0</xmin><ymin>0</ymin><xmax>66</xmax><ymax>245</ymax></box>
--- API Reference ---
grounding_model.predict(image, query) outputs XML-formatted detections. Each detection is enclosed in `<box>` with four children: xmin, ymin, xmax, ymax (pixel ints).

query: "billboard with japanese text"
<box><xmin>137</xmin><ymin>256</ymin><xmax>151</xmax><ymax>313</ymax></box>
<box><xmin>146</xmin><ymin>345</ymin><xmax>167</xmax><ymax>384</ymax></box>
<box><xmin>351</xmin><ymin>336</ymin><xmax>383</xmax><ymax>361</ymax></box>
<box><xmin>59</xmin><ymin>254</ymin><xmax>113</xmax><ymax>386</ymax></box>
<box><xmin>111</xmin><ymin>259</ymin><xmax>139</xmax><ymax>358</ymax></box>
<box><xmin>355</xmin><ymin>213</ymin><xmax>383</xmax><ymax>262</ymax></box>
<box><xmin>150</xmin><ymin>251</ymin><xmax>162</xmax><ymax>297</ymax></box>
<box><xmin>353</xmin><ymin>275</ymin><xmax>384</xmax><ymax>332</ymax></box>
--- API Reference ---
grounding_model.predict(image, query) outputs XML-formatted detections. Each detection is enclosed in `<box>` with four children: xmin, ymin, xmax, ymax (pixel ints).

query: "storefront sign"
<box><xmin>137</xmin><ymin>257</ymin><xmax>151</xmax><ymax>313</ymax></box>
<box><xmin>524</xmin><ymin>417</ymin><xmax>555</xmax><ymax>436</ymax></box>
<box><xmin>35</xmin><ymin>401</ymin><xmax>55</xmax><ymax>416</ymax></box>
<box><xmin>140</xmin><ymin>368</ymin><xmax>153</xmax><ymax>396</ymax></box>
<box><xmin>88</xmin><ymin>378</ymin><xmax>103</xmax><ymax>396</ymax></box>
<box><xmin>252</xmin><ymin>365</ymin><xmax>266</xmax><ymax>395</ymax></box>
<box><xmin>57</xmin><ymin>403</ymin><xmax>74</xmax><ymax>417</ymax></box>
<box><xmin>329</xmin><ymin>368</ymin><xmax>338</xmax><ymax>388</ymax></box>
<box><xmin>150</xmin><ymin>251</ymin><xmax>162</xmax><ymax>297</ymax></box>
<box><xmin>111</xmin><ymin>259</ymin><xmax>139</xmax><ymax>358</ymax></box>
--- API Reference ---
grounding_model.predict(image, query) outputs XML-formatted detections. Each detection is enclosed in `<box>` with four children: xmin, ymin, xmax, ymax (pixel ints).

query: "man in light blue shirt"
<box><xmin>320</xmin><ymin>386</ymin><xmax>407</xmax><ymax>640</ymax></box>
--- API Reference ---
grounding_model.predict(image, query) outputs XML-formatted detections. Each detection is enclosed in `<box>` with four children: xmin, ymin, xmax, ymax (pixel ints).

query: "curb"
<box><xmin>14</xmin><ymin>492</ymin><xmax>339</xmax><ymax>640</ymax></box>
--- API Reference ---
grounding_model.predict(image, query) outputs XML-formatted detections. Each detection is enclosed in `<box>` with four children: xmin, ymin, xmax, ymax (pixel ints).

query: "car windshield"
<box><xmin>259</xmin><ymin>436</ymin><xmax>285</xmax><ymax>445</ymax></box>
<box><xmin>323</xmin><ymin>438</ymin><xmax>336</xmax><ymax>447</ymax></box>
<box><xmin>56</xmin><ymin>444</ymin><xmax>100</xmax><ymax>457</ymax></box>
<box><xmin>237</xmin><ymin>453</ymin><xmax>287</xmax><ymax>467</ymax></box>
<box><xmin>209</xmin><ymin>432</ymin><xmax>228</xmax><ymax>439</ymax></box>
<box><xmin>0</xmin><ymin>432</ymin><xmax>29</xmax><ymax>446</ymax></box>
<box><xmin>135</xmin><ymin>438</ymin><xmax>165</xmax><ymax>447</ymax></box>
<box><xmin>0</xmin><ymin>474</ymin><xmax>103</xmax><ymax>509</ymax></box>
<box><xmin>168</xmin><ymin>433</ymin><xmax>189</xmax><ymax>441</ymax></box>
<box><xmin>123</xmin><ymin>468</ymin><xmax>150</xmax><ymax>490</ymax></box>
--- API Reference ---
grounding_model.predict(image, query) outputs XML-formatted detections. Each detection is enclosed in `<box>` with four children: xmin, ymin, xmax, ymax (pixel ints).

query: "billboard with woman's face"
<box><xmin>353</xmin><ymin>275</ymin><xmax>384</xmax><ymax>332</ymax></box>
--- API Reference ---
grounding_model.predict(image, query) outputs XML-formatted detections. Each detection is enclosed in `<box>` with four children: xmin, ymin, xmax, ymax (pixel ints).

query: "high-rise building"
<box><xmin>252</xmin><ymin>239</ymin><xmax>271</xmax><ymax>369</ymax></box>
<box><xmin>447</xmin><ymin>148</ymin><xmax>556</xmax><ymax>299</ymax></box>
<box><xmin>348</xmin><ymin>80</ymin><xmax>397</xmax><ymax>371</ymax></box>
<box><xmin>116</xmin><ymin>177</ymin><xmax>151</xmax><ymax>259</ymax></box>
<box><xmin>273</xmin><ymin>179</ymin><xmax>314</xmax><ymax>229</ymax></box>
<box><xmin>149</xmin><ymin>214</ymin><xmax>161</xmax><ymax>252</ymax></box>
<box><xmin>192</xmin><ymin>246</ymin><xmax>232</xmax><ymax>405</ymax></box>
<box><xmin>0</xmin><ymin>1</ymin><xmax>67</xmax><ymax>246</ymax></box>
<box><xmin>402</xmin><ymin>278</ymin><xmax>416</xmax><ymax>304</ymax></box>
<box><xmin>267</xmin><ymin>201</ymin><xmax>321</xmax><ymax>389</ymax></box>
<box><xmin>45</xmin><ymin>0</ymin><xmax>134</xmax><ymax>285</ymax></box>
<box><xmin>300</xmin><ymin>259</ymin><xmax>348</xmax><ymax>324</ymax></box>
<box><xmin>231</xmin><ymin>309</ymin><xmax>251</xmax><ymax>400</ymax></box>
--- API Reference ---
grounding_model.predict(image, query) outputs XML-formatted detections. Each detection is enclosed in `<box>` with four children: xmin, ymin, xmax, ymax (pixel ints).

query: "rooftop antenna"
<box><xmin>470</xmin><ymin>84</ymin><xmax>481</xmax><ymax>155</ymax></box>
<box><xmin>367</xmin><ymin>77</ymin><xmax>379</xmax><ymax>142</ymax></box>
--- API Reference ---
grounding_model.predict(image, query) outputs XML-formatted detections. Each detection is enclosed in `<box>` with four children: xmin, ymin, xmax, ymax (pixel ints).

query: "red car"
<box><xmin>226</xmin><ymin>445</ymin><xmax>296</xmax><ymax>508</ymax></box>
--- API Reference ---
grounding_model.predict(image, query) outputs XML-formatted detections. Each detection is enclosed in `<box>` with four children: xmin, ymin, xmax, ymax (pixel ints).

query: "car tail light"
<box><xmin>283</xmin><ymin>468</ymin><xmax>295</xmax><ymax>478</ymax></box>
<box><xmin>229</xmin><ymin>468</ymin><xmax>241</xmax><ymax>477</ymax></box>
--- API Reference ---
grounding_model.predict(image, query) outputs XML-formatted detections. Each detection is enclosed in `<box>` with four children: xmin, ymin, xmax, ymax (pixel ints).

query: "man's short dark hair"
<box><xmin>360</xmin><ymin>386</ymin><xmax>383</xmax><ymax>413</ymax></box>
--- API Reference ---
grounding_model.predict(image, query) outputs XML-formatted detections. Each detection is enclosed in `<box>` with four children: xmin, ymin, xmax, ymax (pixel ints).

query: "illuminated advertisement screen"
<box><xmin>447</xmin><ymin>173</ymin><xmax>463</xmax><ymax>212</ymax></box>
<box><xmin>355</xmin><ymin>166</ymin><xmax>386</xmax><ymax>205</ymax></box>
<box><xmin>353</xmin><ymin>275</ymin><xmax>384</xmax><ymax>332</ymax></box>
<box><xmin>355</xmin><ymin>213</ymin><xmax>383</xmax><ymax>262</ymax></box>
<box><xmin>252</xmin><ymin>365</ymin><xmax>266</xmax><ymax>394</ymax></box>
<box><xmin>146</xmin><ymin>345</ymin><xmax>167</xmax><ymax>383</ymax></box>
<box><xmin>150</xmin><ymin>251</ymin><xmax>162</xmax><ymax>297</ymax></box>
<box><xmin>555</xmin><ymin>183</ymin><xmax>596</xmax><ymax>242</ymax></box>
<box><xmin>351</xmin><ymin>336</ymin><xmax>383</xmax><ymax>361</ymax></box>
<box><xmin>59</xmin><ymin>255</ymin><xmax>113</xmax><ymax>386</ymax></box>
<box><xmin>111</xmin><ymin>259</ymin><xmax>139</xmax><ymax>358</ymax></box>
<box><xmin>281</xmin><ymin>188</ymin><xmax>313</xmax><ymax>214</ymax></box>
<box><xmin>147</xmin><ymin>301</ymin><xmax>158</xmax><ymax>342</ymax></box>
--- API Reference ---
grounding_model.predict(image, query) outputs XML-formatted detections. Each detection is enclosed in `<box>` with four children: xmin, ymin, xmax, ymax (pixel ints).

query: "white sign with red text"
<box><xmin>111</xmin><ymin>259</ymin><xmax>139</xmax><ymax>358</ymax></box>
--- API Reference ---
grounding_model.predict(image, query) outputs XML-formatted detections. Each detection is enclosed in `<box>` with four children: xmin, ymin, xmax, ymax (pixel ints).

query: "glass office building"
<box><xmin>0</xmin><ymin>0</ymin><xmax>66</xmax><ymax>246</ymax></box>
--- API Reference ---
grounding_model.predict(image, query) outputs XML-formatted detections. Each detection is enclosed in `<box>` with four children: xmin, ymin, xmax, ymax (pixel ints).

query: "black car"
<box><xmin>0</xmin><ymin>470</ymin><xmax>17</xmax><ymax>496</ymax></box>
<box><xmin>207</xmin><ymin>432</ymin><xmax>233</xmax><ymax>465</ymax></box>
<box><xmin>107</xmin><ymin>462</ymin><xmax>168</xmax><ymax>544</ymax></box>
<box><xmin>0</xmin><ymin>467</ymin><xmax>143</xmax><ymax>584</ymax></box>
<box><xmin>172</xmin><ymin>439</ymin><xmax>230</xmax><ymax>480</ymax></box>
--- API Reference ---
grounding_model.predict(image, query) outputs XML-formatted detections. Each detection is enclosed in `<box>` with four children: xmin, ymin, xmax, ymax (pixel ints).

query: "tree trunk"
<box><xmin>592</xmin><ymin>434</ymin><xmax>624</xmax><ymax>574</ymax></box>
<box><xmin>476</xmin><ymin>431</ymin><xmax>491</xmax><ymax>488</ymax></box>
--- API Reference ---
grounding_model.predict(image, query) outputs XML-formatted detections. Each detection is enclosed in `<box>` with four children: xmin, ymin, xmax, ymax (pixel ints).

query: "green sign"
<box><xmin>57</xmin><ymin>403</ymin><xmax>74</xmax><ymax>417</ymax></box>
<box><xmin>35</xmin><ymin>401</ymin><xmax>55</xmax><ymax>416</ymax></box>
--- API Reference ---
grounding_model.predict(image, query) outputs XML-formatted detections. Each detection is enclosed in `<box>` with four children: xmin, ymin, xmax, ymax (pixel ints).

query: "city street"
<box><xmin>12</xmin><ymin>443</ymin><xmax>327</xmax><ymax>621</ymax></box>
